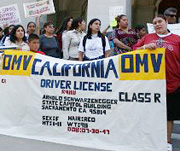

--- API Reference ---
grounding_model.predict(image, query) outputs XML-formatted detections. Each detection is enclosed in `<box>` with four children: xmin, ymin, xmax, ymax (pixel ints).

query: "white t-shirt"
<box><xmin>78</xmin><ymin>34</ymin><xmax>110</xmax><ymax>59</ymax></box>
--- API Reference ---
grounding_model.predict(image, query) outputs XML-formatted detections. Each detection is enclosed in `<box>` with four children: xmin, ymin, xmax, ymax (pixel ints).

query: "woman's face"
<box><xmin>119</xmin><ymin>16</ymin><xmax>128</xmax><ymax>28</ymax></box>
<box><xmin>67</xmin><ymin>18</ymin><xmax>73</xmax><ymax>29</ymax></box>
<box><xmin>15</xmin><ymin>27</ymin><xmax>24</xmax><ymax>40</ymax></box>
<box><xmin>80</xmin><ymin>20</ymin><xmax>86</xmax><ymax>32</ymax></box>
<box><xmin>45</xmin><ymin>24</ymin><xmax>55</xmax><ymax>34</ymax></box>
<box><xmin>153</xmin><ymin>17</ymin><xmax>168</xmax><ymax>34</ymax></box>
<box><xmin>9</xmin><ymin>26</ymin><xmax>14</xmax><ymax>34</ymax></box>
<box><xmin>28</xmin><ymin>23</ymin><xmax>36</xmax><ymax>34</ymax></box>
<box><xmin>90</xmin><ymin>20</ymin><xmax>101</xmax><ymax>33</ymax></box>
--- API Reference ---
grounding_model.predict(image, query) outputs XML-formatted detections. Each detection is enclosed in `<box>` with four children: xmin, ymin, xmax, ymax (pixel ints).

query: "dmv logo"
<box><xmin>119</xmin><ymin>48</ymin><xmax>165</xmax><ymax>80</ymax></box>
<box><xmin>0</xmin><ymin>51</ymin><xmax>34</xmax><ymax>76</ymax></box>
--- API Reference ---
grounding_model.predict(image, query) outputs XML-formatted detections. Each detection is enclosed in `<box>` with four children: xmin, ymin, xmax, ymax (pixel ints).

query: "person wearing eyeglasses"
<box><xmin>164</xmin><ymin>7</ymin><xmax>177</xmax><ymax>24</ymax></box>
<box><xmin>40</xmin><ymin>22</ymin><xmax>60</xmax><ymax>58</ymax></box>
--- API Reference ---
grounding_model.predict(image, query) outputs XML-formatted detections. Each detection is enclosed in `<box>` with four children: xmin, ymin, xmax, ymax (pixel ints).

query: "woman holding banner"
<box><xmin>113</xmin><ymin>14</ymin><xmax>138</xmax><ymax>54</ymax></box>
<box><xmin>133</xmin><ymin>14</ymin><xmax>180</xmax><ymax>151</ymax></box>
<box><xmin>4</xmin><ymin>25</ymin><xmax>29</xmax><ymax>51</ymax></box>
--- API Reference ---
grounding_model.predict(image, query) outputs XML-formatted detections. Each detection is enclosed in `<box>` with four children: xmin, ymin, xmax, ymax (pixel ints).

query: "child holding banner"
<box><xmin>133</xmin><ymin>14</ymin><xmax>180</xmax><ymax>151</ymax></box>
<box><xmin>28</xmin><ymin>34</ymin><xmax>45</xmax><ymax>55</ymax></box>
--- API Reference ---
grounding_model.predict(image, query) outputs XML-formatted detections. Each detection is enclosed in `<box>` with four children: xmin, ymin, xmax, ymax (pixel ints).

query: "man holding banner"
<box><xmin>133</xmin><ymin>14</ymin><xmax>180</xmax><ymax>151</ymax></box>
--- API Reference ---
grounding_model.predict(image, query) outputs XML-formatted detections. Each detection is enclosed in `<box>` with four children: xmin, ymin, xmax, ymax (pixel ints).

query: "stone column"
<box><xmin>132</xmin><ymin>0</ymin><xmax>156</xmax><ymax>27</ymax></box>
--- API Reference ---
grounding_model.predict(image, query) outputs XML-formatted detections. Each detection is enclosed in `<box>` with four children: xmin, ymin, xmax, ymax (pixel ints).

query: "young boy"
<box><xmin>28</xmin><ymin>34</ymin><xmax>45</xmax><ymax>55</ymax></box>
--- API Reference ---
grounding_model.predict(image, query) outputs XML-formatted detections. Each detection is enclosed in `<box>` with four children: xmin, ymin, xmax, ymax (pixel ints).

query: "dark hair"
<box><xmin>135</xmin><ymin>24</ymin><xmax>145</xmax><ymax>32</ymax></box>
<box><xmin>27</xmin><ymin>22</ymin><xmax>36</xmax><ymax>31</ymax></box>
<box><xmin>56</xmin><ymin>16</ymin><xmax>73</xmax><ymax>34</ymax></box>
<box><xmin>86</xmin><ymin>18</ymin><xmax>102</xmax><ymax>39</ymax></box>
<box><xmin>4</xmin><ymin>24</ymin><xmax>15</xmax><ymax>36</ymax></box>
<box><xmin>43</xmin><ymin>21</ymin><xmax>53</xmax><ymax>28</ymax></box>
<box><xmin>43</xmin><ymin>21</ymin><xmax>54</xmax><ymax>34</ymax></box>
<box><xmin>164</xmin><ymin>7</ymin><xmax>177</xmax><ymax>16</ymax></box>
<box><xmin>0</xmin><ymin>27</ymin><xmax>2</xmax><ymax>32</ymax></box>
<box><xmin>116</xmin><ymin>14</ymin><xmax>126</xmax><ymax>22</ymax></box>
<box><xmin>71</xmin><ymin>17</ymin><xmax>84</xmax><ymax>30</ymax></box>
<box><xmin>154</xmin><ymin>14</ymin><xmax>167</xmax><ymax>22</ymax></box>
<box><xmin>28</xmin><ymin>34</ymin><xmax>39</xmax><ymax>42</ymax></box>
<box><xmin>10</xmin><ymin>25</ymin><xmax>26</xmax><ymax>43</ymax></box>
<box><xmin>115</xmin><ymin>14</ymin><xmax>126</xmax><ymax>28</ymax></box>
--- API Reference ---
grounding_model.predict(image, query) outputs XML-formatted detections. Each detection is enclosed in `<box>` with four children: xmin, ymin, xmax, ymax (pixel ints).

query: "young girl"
<box><xmin>78</xmin><ymin>18</ymin><xmax>110</xmax><ymax>61</ymax></box>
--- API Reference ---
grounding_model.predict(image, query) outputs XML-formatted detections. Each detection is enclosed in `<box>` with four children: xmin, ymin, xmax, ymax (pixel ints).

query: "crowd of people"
<box><xmin>0</xmin><ymin>6</ymin><xmax>179</xmax><ymax>151</ymax></box>
<box><xmin>0</xmin><ymin>13</ymin><xmax>146</xmax><ymax>60</ymax></box>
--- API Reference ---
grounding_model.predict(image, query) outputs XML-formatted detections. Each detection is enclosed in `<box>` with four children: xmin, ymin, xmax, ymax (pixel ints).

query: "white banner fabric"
<box><xmin>0</xmin><ymin>49</ymin><xmax>167</xmax><ymax>151</ymax></box>
<box><xmin>23</xmin><ymin>0</ymin><xmax>55</xmax><ymax>18</ymax></box>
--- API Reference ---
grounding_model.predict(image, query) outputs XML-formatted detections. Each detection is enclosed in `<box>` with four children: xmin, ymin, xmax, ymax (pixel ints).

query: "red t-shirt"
<box><xmin>133</xmin><ymin>33</ymin><xmax>180</xmax><ymax>93</ymax></box>
<box><xmin>36</xmin><ymin>51</ymin><xmax>45</xmax><ymax>55</ymax></box>
<box><xmin>31</xmin><ymin>50</ymin><xmax>45</xmax><ymax>55</ymax></box>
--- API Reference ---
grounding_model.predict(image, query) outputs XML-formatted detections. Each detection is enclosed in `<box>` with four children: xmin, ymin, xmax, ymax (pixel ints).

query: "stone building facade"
<box><xmin>0</xmin><ymin>0</ymin><xmax>179</xmax><ymax>30</ymax></box>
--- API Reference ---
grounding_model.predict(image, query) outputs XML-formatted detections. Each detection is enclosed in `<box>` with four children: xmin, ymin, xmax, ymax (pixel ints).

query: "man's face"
<box><xmin>28</xmin><ymin>39</ymin><xmax>40</xmax><ymax>52</ymax></box>
<box><xmin>166</xmin><ymin>13</ymin><xmax>177</xmax><ymax>24</ymax></box>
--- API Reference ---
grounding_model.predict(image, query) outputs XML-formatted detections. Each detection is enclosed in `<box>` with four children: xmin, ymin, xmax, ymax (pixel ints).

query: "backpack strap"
<box><xmin>101</xmin><ymin>35</ymin><xmax>106</xmax><ymax>57</ymax></box>
<box><xmin>83</xmin><ymin>35</ymin><xmax>87</xmax><ymax>52</ymax></box>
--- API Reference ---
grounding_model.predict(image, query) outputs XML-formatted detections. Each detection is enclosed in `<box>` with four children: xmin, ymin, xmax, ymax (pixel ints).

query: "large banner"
<box><xmin>147</xmin><ymin>23</ymin><xmax>180</xmax><ymax>36</ymax></box>
<box><xmin>23</xmin><ymin>0</ymin><xmax>55</xmax><ymax>18</ymax></box>
<box><xmin>0</xmin><ymin>4</ymin><xmax>21</xmax><ymax>27</ymax></box>
<box><xmin>0</xmin><ymin>49</ymin><xmax>167</xmax><ymax>151</ymax></box>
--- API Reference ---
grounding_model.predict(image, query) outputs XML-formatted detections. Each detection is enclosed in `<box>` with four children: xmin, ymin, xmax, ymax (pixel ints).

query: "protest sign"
<box><xmin>147</xmin><ymin>23</ymin><xmax>180</xmax><ymax>36</ymax></box>
<box><xmin>0</xmin><ymin>49</ymin><xmax>167</xmax><ymax>151</ymax></box>
<box><xmin>23</xmin><ymin>0</ymin><xmax>55</xmax><ymax>18</ymax></box>
<box><xmin>109</xmin><ymin>6</ymin><xmax>124</xmax><ymax>22</ymax></box>
<box><xmin>0</xmin><ymin>4</ymin><xmax>21</xmax><ymax>27</ymax></box>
